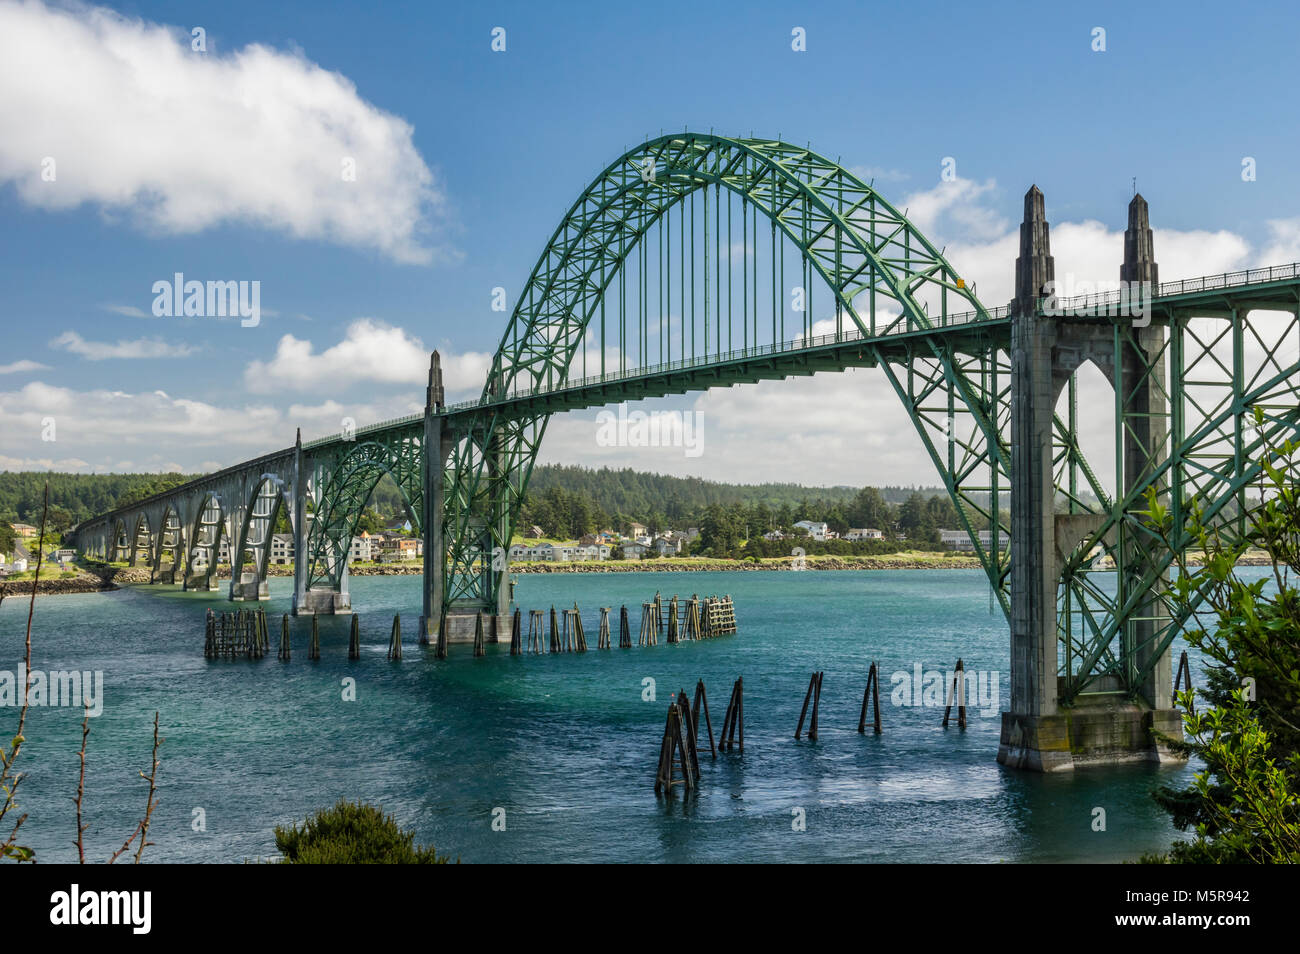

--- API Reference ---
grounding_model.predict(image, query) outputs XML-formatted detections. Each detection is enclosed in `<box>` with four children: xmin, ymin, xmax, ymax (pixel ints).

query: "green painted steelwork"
<box><xmin>70</xmin><ymin>136</ymin><xmax>1300</xmax><ymax>710</ymax></box>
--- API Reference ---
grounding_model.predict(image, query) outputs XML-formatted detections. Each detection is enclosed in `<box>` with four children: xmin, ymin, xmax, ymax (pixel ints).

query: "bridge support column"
<box><xmin>286</xmin><ymin>432</ymin><xmax>343</xmax><ymax>614</ymax></box>
<box><xmin>998</xmin><ymin>187</ymin><xmax>1181</xmax><ymax>771</ymax></box>
<box><xmin>420</xmin><ymin>352</ymin><xmax>445</xmax><ymax>643</ymax></box>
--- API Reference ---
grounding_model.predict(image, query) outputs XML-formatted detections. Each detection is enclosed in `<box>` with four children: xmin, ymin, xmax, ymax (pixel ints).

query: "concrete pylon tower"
<box><xmin>1121</xmin><ymin>193</ymin><xmax>1158</xmax><ymax>289</ymax></box>
<box><xmin>1011</xmin><ymin>185</ymin><xmax>1054</xmax><ymax>316</ymax></box>
<box><xmin>1000</xmin><ymin>186</ymin><xmax>1181</xmax><ymax>770</ymax></box>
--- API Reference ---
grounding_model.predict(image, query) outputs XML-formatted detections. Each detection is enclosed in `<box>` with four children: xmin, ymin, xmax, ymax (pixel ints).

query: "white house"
<box><xmin>846</xmin><ymin>528</ymin><xmax>884</xmax><ymax>541</ymax></box>
<box><xmin>939</xmin><ymin>528</ymin><xmax>993</xmax><ymax>551</ymax></box>
<box><xmin>350</xmin><ymin>535</ymin><xmax>372</xmax><ymax>562</ymax></box>
<box><xmin>270</xmin><ymin>533</ymin><xmax>295</xmax><ymax>564</ymax></box>
<box><xmin>794</xmin><ymin>520</ymin><xmax>830</xmax><ymax>542</ymax></box>
<box><xmin>762</xmin><ymin>529</ymin><xmax>786</xmax><ymax>541</ymax></box>
<box><xmin>622</xmin><ymin>541</ymin><xmax>650</xmax><ymax>558</ymax></box>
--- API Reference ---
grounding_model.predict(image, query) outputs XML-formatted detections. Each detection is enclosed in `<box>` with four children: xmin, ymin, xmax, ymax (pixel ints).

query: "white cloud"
<box><xmin>0</xmin><ymin>359</ymin><xmax>51</xmax><ymax>374</ymax></box>
<box><xmin>0</xmin><ymin>0</ymin><xmax>448</xmax><ymax>264</ymax></box>
<box><xmin>0</xmin><ymin>379</ymin><xmax>426</xmax><ymax>472</ymax></box>
<box><xmin>51</xmin><ymin>330</ymin><xmax>198</xmax><ymax>360</ymax></box>
<box><xmin>101</xmin><ymin>303</ymin><xmax>150</xmax><ymax>318</ymax></box>
<box><xmin>243</xmin><ymin>319</ymin><xmax>491</xmax><ymax>396</ymax></box>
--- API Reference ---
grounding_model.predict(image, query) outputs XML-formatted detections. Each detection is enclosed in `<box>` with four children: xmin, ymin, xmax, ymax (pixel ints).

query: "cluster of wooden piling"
<box><xmin>790</xmin><ymin>656</ymin><xmax>974</xmax><ymax>738</ymax></box>
<box><xmin>204</xmin><ymin>610</ymin><xmax>416</xmax><ymax>663</ymax></box>
<box><xmin>204</xmin><ymin>593</ymin><xmax>738</xmax><ymax>665</ymax></box>
<box><xmin>204</xmin><ymin>608</ymin><xmax>270</xmax><ymax>659</ymax></box>
<box><xmin>506</xmin><ymin>594</ymin><xmax>737</xmax><ymax>657</ymax></box>
<box><xmin>655</xmin><ymin>676</ymin><xmax>742</xmax><ymax>794</ymax></box>
<box><xmin>654</xmin><ymin>691</ymin><xmax>699</xmax><ymax>794</ymax></box>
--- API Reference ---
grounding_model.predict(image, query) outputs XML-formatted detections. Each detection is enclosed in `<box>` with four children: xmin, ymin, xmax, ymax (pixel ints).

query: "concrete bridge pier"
<box><xmin>999</xmin><ymin>187</ymin><xmax>1181</xmax><ymax>771</ymax></box>
<box><xmin>419</xmin><ymin>352</ymin><xmax>512</xmax><ymax>644</ymax></box>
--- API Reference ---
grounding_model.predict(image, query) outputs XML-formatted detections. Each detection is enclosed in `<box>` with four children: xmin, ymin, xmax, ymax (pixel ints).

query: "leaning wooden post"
<box><xmin>1173</xmin><ymin>649</ymin><xmax>1194</xmax><ymax>713</ymax></box>
<box><xmin>942</xmin><ymin>658</ymin><xmax>966</xmax><ymax>728</ymax></box>
<box><xmin>676</xmin><ymin>691</ymin><xmax>701</xmax><ymax>780</ymax></box>
<box><xmin>388</xmin><ymin>613</ymin><xmax>403</xmax><ymax>661</ymax></box>
<box><xmin>871</xmin><ymin>662</ymin><xmax>882</xmax><ymax>732</ymax></box>
<box><xmin>619</xmin><ymin>605</ymin><xmax>631</xmax><ymax>649</ymax></box>
<box><xmin>348</xmin><ymin>614</ymin><xmax>360</xmax><ymax>660</ymax></box>
<box><xmin>549</xmin><ymin>605</ymin><xmax>560</xmax><ymax>653</ymax></box>
<box><xmin>692</xmin><ymin>679</ymin><xmax>716</xmax><ymax>758</ymax></box>
<box><xmin>858</xmin><ymin>662</ymin><xmax>882</xmax><ymax>734</ymax></box>
<box><xmin>795</xmin><ymin>671</ymin><xmax>818</xmax><ymax>739</ymax></box>
<box><xmin>810</xmin><ymin>671</ymin><xmax>823</xmax><ymax>740</ymax></box>
<box><xmin>735</xmin><ymin>676</ymin><xmax>744</xmax><ymax>752</ymax></box>
<box><xmin>719</xmin><ymin>676</ymin><xmax>744</xmax><ymax>753</ymax></box>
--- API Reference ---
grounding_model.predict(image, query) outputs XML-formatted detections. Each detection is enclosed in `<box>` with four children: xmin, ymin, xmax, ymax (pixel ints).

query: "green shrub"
<box><xmin>274</xmin><ymin>800</ymin><xmax>451</xmax><ymax>864</ymax></box>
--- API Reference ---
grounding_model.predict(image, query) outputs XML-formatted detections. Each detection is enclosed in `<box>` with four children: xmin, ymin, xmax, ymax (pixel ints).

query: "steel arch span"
<box><xmin>67</xmin><ymin>132</ymin><xmax>1300</xmax><ymax>770</ymax></box>
<box><xmin>436</xmin><ymin>133</ymin><xmax>1096</xmax><ymax>631</ymax></box>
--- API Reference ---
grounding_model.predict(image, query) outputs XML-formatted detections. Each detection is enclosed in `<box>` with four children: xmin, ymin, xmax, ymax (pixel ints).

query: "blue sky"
<box><xmin>2</xmin><ymin>0</ymin><xmax>1299</xmax><ymax>483</ymax></box>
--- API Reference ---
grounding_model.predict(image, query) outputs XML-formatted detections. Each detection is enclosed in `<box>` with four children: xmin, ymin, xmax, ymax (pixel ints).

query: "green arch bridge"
<box><xmin>73</xmin><ymin>134</ymin><xmax>1300</xmax><ymax>770</ymax></box>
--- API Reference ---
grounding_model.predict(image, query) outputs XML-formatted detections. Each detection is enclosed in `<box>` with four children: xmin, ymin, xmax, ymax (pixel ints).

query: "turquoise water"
<box><xmin>0</xmin><ymin>568</ymin><xmax>1220</xmax><ymax>863</ymax></box>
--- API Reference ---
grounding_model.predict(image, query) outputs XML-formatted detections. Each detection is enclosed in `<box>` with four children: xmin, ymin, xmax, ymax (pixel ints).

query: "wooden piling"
<box><xmin>858</xmin><ymin>661</ymin><xmax>882</xmax><ymax>734</ymax></box>
<box><xmin>796</xmin><ymin>671</ymin><xmax>824</xmax><ymax>740</ymax></box>
<box><xmin>572</xmin><ymin>604</ymin><xmax>587</xmax><ymax>652</ymax></box>
<box><xmin>942</xmin><ymin>658</ymin><xmax>966</xmax><ymax>728</ymax></box>
<box><xmin>279</xmin><ymin>613</ymin><xmax>290</xmax><ymax>661</ymax></box>
<box><xmin>692</xmin><ymin>679</ymin><xmax>716</xmax><ymax>758</ymax></box>
<box><xmin>549</xmin><ymin>605</ymin><xmax>561</xmax><ymax>653</ymax></box>
<box><xmin>473</xmin><ymin>610</ymin><xmax>485</xmax><ymax>657</ymax></box>
<box><xmin>619</xmin><ymin>605</ymin><xmax>631</xmax><ymax>648</ymax></box>
<box><xmin>1173</xmin><ymin>649</ymin><xmax>1194</xmax><ymax>713</ymax></box>
<box><xmin>348</xmin><ymin>614</ymin><xmax>360</xmax><ymax>660</ymax></box>
<box><xmin>597</xmin><ymin>606</ymin><xmax>611</xmax><ymax>650</ymax></box>
<box><xmin>719</xmin><ymin>676</ymin><xmax>744</xmax><ymax>753</ymax></box>
<box><xmin>387</xmin><ymin>613</ymin><xmax>402</xmax><ymax>661</ymax></box>
<box><xmin>667</xmin><ymin>596</ymin><xmax>679</xmax><ymax>643</ymax></box>
<box><xmin>204</xmin><ymin>609</ymin><xmax>215</xmax><ymax>659</ymax></box>
<box><xmin>684</xmin><ymin>596</ymin><xmax>701</xmax><ymax>640</ymax></box>
<box><xmin>309</xmin><ymin>614</ymin><xmax>321</xmax><ymax>660</ymax></box>
<box><xmin>528</xmin><ymin>609</ymin><xmax>544</xmax><ymax>653</ymax></box>
<box><xmin>654</xmin><ymin>693</ymin><xmax>697</xmax><ymax>795</ymax></box>
<box><xmin>435</xmin><ymin>609</ymin><xmax>448</xmax><ymax>659</ymax></box>
<box><xmin>510</xmin><ymin>608</ymin><xmax>522</xmax><ymax>655</ymax></box>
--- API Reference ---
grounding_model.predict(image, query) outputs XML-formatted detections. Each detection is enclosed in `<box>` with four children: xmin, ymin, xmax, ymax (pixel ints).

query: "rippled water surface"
<box><xmin>0</xmin><ymin>567</ymin><xmax>1225</xmax><ymax>863</ymax></box>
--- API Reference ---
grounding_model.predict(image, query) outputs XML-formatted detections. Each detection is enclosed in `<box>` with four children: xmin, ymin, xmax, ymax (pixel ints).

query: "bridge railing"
<box><xmin>438</xmin><ymin>301</ymin><xmax>1009</xmax><ymax>416</ymax></box>
<box><xmin>1050</xmin><ymin>260</ymin><xmax>1300</xmax><ymax>314</ymax></box>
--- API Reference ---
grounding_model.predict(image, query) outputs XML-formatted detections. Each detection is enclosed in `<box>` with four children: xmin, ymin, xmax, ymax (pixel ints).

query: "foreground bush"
<box><xmin>275</xmin><ymin>800</ymin><xmax>451</xmax><ymax>864</ymax></box>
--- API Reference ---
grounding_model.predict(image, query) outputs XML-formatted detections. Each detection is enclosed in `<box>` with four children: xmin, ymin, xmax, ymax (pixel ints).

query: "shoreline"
<box><xmin>1</xmin><ymin>551</ymin><xmax>1278</xmax><ymax>598</ymax></box>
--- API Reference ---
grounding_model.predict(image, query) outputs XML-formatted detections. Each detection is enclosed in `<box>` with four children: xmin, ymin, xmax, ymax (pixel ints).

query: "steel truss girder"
<box><xmin>1056</xmin><ymin>303</ymin><xmax>1300</xmax><ymax>701</ymax></box>
<box><xmin>302</xmin><ymin>429</ymin><xmax>424</xmax><ymax>592</ymax></box>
